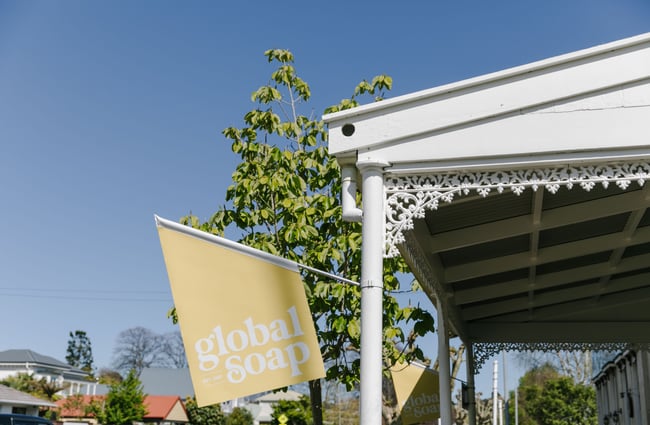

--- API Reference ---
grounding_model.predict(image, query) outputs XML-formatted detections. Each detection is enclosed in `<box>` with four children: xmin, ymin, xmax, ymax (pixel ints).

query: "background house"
<box><xmin>244</xmin><ymin>390</ymin><xmax>305</xmax><ymax>425</ymax></box>
<box><xmin>56</xmin><ymin>395</ymin><xmax>188</xmax><ymax>425</ymax></box>
<box><xmin>142</xmin><ymin>395</ymin><xmax>188</xmax><ymax>425</ymax></box>
<box><xmin>138</xmin><ymin>367</ymin><xmax>310</xmax><ymax>424</ymax></box>
<box><xmin>55</xmin><ymin>395</ymin><xmax>102</xmax><ymax>425</ymax></box>
<box><xmin>594</xmin><ymin>350</ymin><xmax>650</xmax><ymax>425</ymax></box>
<box><xmin>0</xmin><ymin>350</ymin><xmax>96</xmax><ymax>397</ymax></box>
<box><xmin>0</xmin><ymin>384</ymin><xmax>56</xmax><ymax>416</ymax></box>
<box><xmin>139</xmin><ymin>368</ymin><xmax>245</xmax><ymax>414</ymax></box>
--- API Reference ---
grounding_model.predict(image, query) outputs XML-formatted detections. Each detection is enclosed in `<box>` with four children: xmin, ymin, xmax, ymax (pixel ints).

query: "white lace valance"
<box><xmin>385</xmin><ymin>161</ymin><xmax>650</xmax><ymax>257</ymax></box>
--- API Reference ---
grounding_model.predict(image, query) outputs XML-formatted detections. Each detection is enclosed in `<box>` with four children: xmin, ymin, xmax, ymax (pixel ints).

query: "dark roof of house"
<box><xmin>139</xmin><ymin>368</ymin><xmax>194</xmax><ymax>398</ymax></box>
<box><xmin>0</xmin><ymin>349</ymin><xmax>88</xmax><ymax>377</ymax></box>
<box><xmin>251</xmin><ymin>390</ymin><xmax>304</xmax><ymax>403</ymax></box>
<box><xmin>0</xmin><ymin>384</ymin><xmax>57</xmax><ymax>408</ymax></box>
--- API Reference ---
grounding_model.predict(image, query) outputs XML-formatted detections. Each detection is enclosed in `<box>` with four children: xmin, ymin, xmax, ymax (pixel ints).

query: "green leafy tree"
<box><xmin>271</xmin><ymin>396</ymin><xmax>312</xmax><ymax>425</ymax></box>
<box><xmin>185</xmin><ymin>397</ymin><xmax>226</xmax><ymax>425</ymax></box>
<box><xmin>91</xmin><ymin>369</ymin><xmax>147</xmax><ymax>425</ymax></box>
<box><xmin>97</xmin><ymin>368</ymin><xmax>123</xmax><ymax>385</ymax></box>
<box><xmin>38</xmin><ymin>379</ymin><xmax>65</xmax><ymax>401</ymax></box>
<box><xmin>526</xmin><ymin>377</ymin><xmax>597</xmax><ymax>425</ymax></box>
<box><xmin>512</xmin><ymin>363</ymin><xmax>561</xmax><ymax>425</ymax></box>
<box><xmin>179</xmin><ymin>48</ymin><xmax>434</xmax><ymax>424</ymax></box>
<box><xmin>60</xmin><ymin>394</ymin><xmax>88</xmax><ymax>420</ymax></box>
<box><xmin>225</xmin><ymin>407</ymin><xmax>253</xmax><ymax>425</ymax></box>
<box><xmin>1</xmin><ymin>372</ymin><xmax>64</xmax><ymax>401</ymax></box>
<box><xmin>512</xmin><ymin>363</ymin><xmax>597</xmax><ymax>425</ymax></box>
<box><xmin>66</xmin><ymin>330</ymin><xmax>95</xmax><ymax>376</ymax></box>
<box><xmin>1</xmin><ymin>372</ymin><xmax>40</xmax><ymax>394</ymax></box>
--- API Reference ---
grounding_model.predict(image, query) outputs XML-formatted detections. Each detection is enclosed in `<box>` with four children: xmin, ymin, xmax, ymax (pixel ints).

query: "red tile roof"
<box><xmin>56</xmin><ymin>395</ymin><xmax>186</xmax><ymax>421</ymax></box>
<box><xmin>56</xmin><ymin>395</ymin><xmax>102</xmax><ymax>417</ymax></box>
<box><xmin>143</xmin><ymin>395</ymin><xmax>183</xmax><ymax>419</ymax></box>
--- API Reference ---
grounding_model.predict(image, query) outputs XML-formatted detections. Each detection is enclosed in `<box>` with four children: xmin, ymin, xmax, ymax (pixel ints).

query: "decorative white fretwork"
<box><xmin>384</xmin><ymin>161</ymin><xmax>650</xmax><ymax>257</ymax></box>
<box><xmin>472</xmin><ymin>342</ymin><xmax>650</xmax><ymax>374</ymax></box>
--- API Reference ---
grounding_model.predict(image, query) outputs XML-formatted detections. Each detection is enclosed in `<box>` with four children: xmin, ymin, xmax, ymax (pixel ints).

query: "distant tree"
<box><xmin>159</xmin><ymin>331</ymin><xmax>187</xmax><ymax>368</ymax></box>
<box><xmin>271</xmin><ymin>396</ymin><xmax>312</xmax><ymax>425</ymax></box>
<box><xmin>91</xmin><ymin>370</ymin><xmax>147</xmax><ymax>425</ymax></box>
<box><xmin>516</xmin><ymin>350</ymin><xmax>594</xmax><ymax>385</ymax></box>
<box><xmin>513</xmin><ymin>363</ymin><xmax>561</xmax><ymax>425</ymax></box>
<box><xmin>1</xmin><ymin>372</ymin><xmax>64</xmax><ymax>401</ymax></box>
<box><xmin>38</xmin><ymin>379</ymin><xmax>65</xmax><ymax>401</ymax></box>
<box><xmin>525</xmin><ymin>377</ymin><xmax>597</xmax><ymax>425</ymax></box>
<box><xmin>66</xmin><ymin>330</ymin><xmax>95</xmax><ymax>376</ymax></box>
<box><xmin>112</xmin><ymin>326</ymin><xmax>166</xmax><ymax>376</ymax></box>
<box><xmin>59</xmin><ymin>394</ymin><xmax>97</xmax><ymax>420</ymax></box>
<box><xmin>98</xmin><ymin>368</ymin><xmax>123</xmax><ymax>385</ymax></box>
<box><xmin>591</xmin><ymin>350</ymin><xmax>618</xmax><ymax>373</ymax></box>
<box><xmin>184</xmin><ymin>397</ymin><xmax>225</xmax><ymax>425</ymax></box>
<box><xmin>1</xmin><ymin>372</ymin><xmax>39</xmax><ymax>394</ymax></box>
<box><xmin>453</xmin><ymin>391</ymin><xmax>493</xmax><ymax>425</ymax></box>
<box><xmin>322</xmin><ymin>388</ymin><xmax>359</xmax><ymax>425</ymax></box>
<box><xmin>511</xmin><ymin>362</ymin><xmax>596</xmax><ymax>425</ymax></box>
<box><xmin>225</xmin><ymin>407</ymin><xmax>253</xmax><ymax>425</ymax></box>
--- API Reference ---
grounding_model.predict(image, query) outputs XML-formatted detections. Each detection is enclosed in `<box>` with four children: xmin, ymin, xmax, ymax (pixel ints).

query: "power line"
<box><xmin>0</xmin><ymin>288</ymin><xmax>173</xmax><ymax>304</ymax></box>
<box><xmin>0</xmin><ymin>286</ymin><xmax>169</xmax><ymax>294</ymax></box>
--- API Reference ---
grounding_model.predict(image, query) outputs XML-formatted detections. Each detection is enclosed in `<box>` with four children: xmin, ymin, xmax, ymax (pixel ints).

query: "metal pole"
<box><xmin>515</xmin><ymin>385</ymin><xmax>519</xmax><ymax>425</ymax></box>
<box><xmin>437</xmin><ymin>303</ymin><xmax>453</xmax><ymax>424</ymax></box>
<box><xmin>493</xmin><ymin>360</ymin><xmax>498</xmax><ymax>425</ymax></box>
<box><xmin>503</xmin><ymin>352</ymin><xmax>508</xmax><ymax>425</ymax></box>
<box><xmin>498</xmin><ymin>399</ymin><xmax>503</xmax><ymax>425</ymax></box>
<box><xmin>358</xmin><ymin>160</ymin><xmax>388</xmax><ymax>425</ymax></box>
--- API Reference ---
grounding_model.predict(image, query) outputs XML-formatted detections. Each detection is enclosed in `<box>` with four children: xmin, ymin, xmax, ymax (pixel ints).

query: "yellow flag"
<box><xmin>155</xmin><ymin>216</ymin><xmax>325</xmax><ymax>407</ymax></box>
<box><xmin>390</xmin><ymin>362</ymin><xmax>440</xmax><ymax>424</ymax></box>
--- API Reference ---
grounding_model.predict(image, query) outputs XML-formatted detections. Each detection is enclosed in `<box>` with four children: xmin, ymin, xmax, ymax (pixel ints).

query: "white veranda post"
<box><xmin>358</xmin><ymin>160</ymin><xmax>389</xmax><ymax>425</ymax></box>
<box><xmin>437</xmin><ymin>302</ymin><xmax>453</xmax><ymax>424</ymax></box>
<box><xmin>466</xmin><ymin>343</ymin><xmax>477</xmax><ymax>425</ymax></box>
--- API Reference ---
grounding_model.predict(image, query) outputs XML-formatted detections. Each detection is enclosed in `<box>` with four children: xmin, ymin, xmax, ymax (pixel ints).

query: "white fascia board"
<box><xmin>324</xmin><ymin>32</ymin><xmax>650</xmax><ymax>159</ymax></box>
<box><xmin>362</xmin><ymin>103</ymin><xmax>650</xmax><ymax>170</ymax></box>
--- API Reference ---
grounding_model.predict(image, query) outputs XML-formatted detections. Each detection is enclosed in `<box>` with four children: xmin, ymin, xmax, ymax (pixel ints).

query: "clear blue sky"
<box><xmin>1</xmin><ymin>0</ymin><xmax>649</xmax><ymax>397</ymax></box>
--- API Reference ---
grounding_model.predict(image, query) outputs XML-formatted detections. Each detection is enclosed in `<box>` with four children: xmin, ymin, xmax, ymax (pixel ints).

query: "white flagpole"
<box><xmin>155</xmin><ymin>215</ymin><xmax>359</xmax><ymax>286</ymax></box>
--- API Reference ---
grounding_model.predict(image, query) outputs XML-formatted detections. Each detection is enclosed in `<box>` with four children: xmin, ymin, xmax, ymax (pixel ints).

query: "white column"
<box><xmin>358</xmin><ymin>160</ymin><xmax>388</xmax><ymax>425</ymax></box>
<box><xmin>437</xmin><ymin>303</ymin><xmax>453</xmax><ymax>424</ymax></box>
<box><xmin>515</xmin><ymin>385</ymin><xmax>518</xmax><ymax>425</ymax></box>
<box><xmin>493</xmin><ymin>360</ymin><xmax>499</xmax><ymax>425</ymax></box>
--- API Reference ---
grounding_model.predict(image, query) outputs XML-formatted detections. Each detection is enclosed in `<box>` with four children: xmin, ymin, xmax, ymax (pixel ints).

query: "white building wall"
<box><xmin>594</xmin><ymin>351</ymin><xmax>650</xmax><ymax>425</ymax></box>
<box><xmin>0</xmin><ymin>405</ymin><xmax>40</xmax><ymax>416</ymax></box>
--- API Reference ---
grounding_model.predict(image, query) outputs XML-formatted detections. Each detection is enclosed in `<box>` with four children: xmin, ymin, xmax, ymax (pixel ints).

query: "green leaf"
<box><xmin>347</xmin><ymin>318</ymin><xmax>360</xmax><ymax>338</ymax></box>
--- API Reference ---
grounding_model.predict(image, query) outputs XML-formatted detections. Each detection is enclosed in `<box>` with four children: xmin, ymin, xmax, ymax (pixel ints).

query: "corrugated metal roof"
<box><xmin>0</xmin><ymin>385</ymin><xmax>56</xmax><ymax>408</ymax></box>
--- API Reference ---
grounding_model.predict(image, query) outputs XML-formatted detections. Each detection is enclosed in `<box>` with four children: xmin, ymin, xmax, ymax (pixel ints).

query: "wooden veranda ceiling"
<box><xmin>406</xmin><ymin>182</ymin><xmax>650</xmax><ymax>344</ymax></box>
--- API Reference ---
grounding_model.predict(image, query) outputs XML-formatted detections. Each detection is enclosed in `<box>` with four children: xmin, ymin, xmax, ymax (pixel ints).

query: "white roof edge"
<box><xmin>323</xmin><ymin>32</ymin><xmax>650</xmax><ymax>123</ymax></box>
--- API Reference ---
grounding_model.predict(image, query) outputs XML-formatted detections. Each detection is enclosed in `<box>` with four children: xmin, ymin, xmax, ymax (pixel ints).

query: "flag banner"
<box><xmin>390</xmin><ymin>362</ymin><xmax>440</xmax><ymax>424</ymax></box>
<box><xmin>155</xmin><ymin>216</ymin><xmax>325</xmax><ymax>407</ymax></box>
